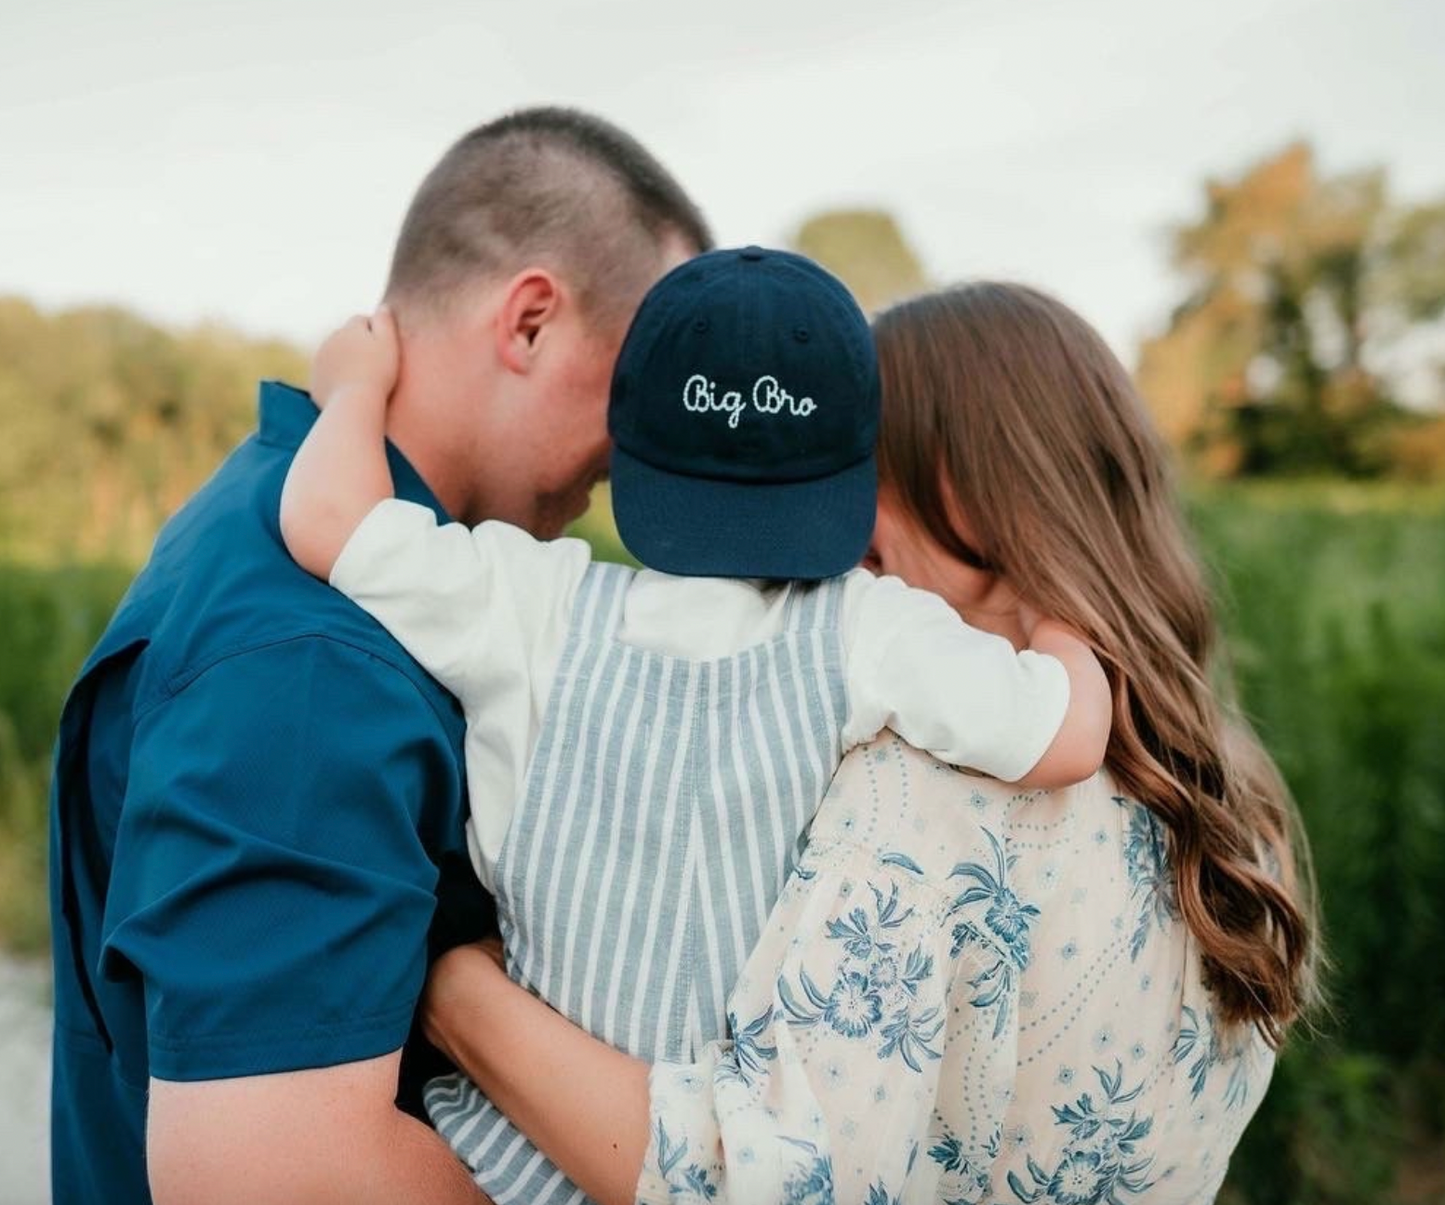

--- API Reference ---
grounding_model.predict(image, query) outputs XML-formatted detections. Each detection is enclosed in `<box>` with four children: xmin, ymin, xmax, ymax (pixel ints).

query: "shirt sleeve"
<box><xmin>841</xmin><ymin>571</ymin><xmax>1072</xmax><ymax>782</ymax></box>
<box><xmin>100</xmin><ymin>637</ymin><xmax>462</xmax><ymax>1082</ymax></box>
<box><xmin>328</xmin><ymin>499</ymin><xmax>591</xmax><ymax>712</ymax></box>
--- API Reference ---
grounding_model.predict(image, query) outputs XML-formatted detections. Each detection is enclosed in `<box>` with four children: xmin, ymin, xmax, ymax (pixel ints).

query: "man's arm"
<box><xmin>148</xmin><ymin>1052</ymin><xmax>485</xmax><ymax>1205</ymax></box>
<box><xmin>98</xmin><ymin>639</ymin><xmax>472</xmax><ymax>1201</ymax></box>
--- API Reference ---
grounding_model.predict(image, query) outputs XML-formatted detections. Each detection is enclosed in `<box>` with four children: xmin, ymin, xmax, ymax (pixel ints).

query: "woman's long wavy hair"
<box><xmin>873</xmin><ymin>282</ymin><xmax>1319</xmax><ymax>1046</ymax></box>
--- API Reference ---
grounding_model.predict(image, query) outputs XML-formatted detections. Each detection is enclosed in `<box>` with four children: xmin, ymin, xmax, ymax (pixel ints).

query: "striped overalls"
<box><xmin>426</xmin><ymin>562</ymin><xmax>849</xmax><ymax>1203</ymax></box>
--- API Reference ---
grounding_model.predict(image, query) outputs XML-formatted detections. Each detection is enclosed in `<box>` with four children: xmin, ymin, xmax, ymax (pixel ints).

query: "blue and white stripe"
<box><xmin>427</xmin><ymin>563</ymin><xmax>848</xmax><ymax>1203</ymax></box>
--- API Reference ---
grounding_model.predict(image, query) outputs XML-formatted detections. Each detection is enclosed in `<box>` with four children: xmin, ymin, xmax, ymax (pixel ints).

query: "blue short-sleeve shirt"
<box><xmin>47</xmin><ymin>382</ymin><xmax>479</xmax><ymax>1205</ymax></box>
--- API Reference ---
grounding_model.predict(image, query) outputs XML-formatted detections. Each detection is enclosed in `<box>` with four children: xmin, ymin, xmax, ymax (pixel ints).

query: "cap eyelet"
<box><xmin>793</xmin><ymin>326</ymin><xmax>811</xmax><ymax>343</ymax></box>
<box><xmin>693</xmin><ymin>318</ymin><xmax>710</xmax><ymax>333</ymax></box>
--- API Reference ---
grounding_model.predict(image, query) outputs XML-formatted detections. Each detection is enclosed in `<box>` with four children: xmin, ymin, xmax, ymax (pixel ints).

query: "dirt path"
<box><xmin>0</xmin><ymin>954</ymin><xmax>50</xmax><ymax>1205</ymax></box>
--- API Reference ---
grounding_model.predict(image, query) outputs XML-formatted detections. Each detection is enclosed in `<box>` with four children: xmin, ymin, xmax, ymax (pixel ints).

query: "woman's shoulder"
<box><xmin>814</xmin><ymin>733</ymin><xmax>1136</xmax><ymax>880</ymax></box>
<box><xmin>807</xmin><ymin>735</ymin><xmax>1275</xmax><ymax>1200</ymax></box>
<box><xmin>817</xmin><ymin>734</ymin><xmax>1189</xmax><ymax>983</ymax></box>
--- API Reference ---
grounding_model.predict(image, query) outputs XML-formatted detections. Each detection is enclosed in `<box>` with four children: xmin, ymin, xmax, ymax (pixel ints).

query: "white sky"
<box><xmin>2</xmin><ymin>0</ymin><xmax>1442</xmax><ymax>363</ymax></box>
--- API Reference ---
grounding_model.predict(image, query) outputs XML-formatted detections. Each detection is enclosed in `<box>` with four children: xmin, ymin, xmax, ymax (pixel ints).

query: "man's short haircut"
<box><xmin>386</xmin><ymin>107</ymin><xmax>713</xmax><ymax>328</ymax></box>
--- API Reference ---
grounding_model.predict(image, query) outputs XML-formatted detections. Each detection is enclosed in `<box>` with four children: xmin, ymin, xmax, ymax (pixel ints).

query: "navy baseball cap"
<box><xmin>609</xmin><ymin>246</ymin><xmax>880</xmax><ymax>580</ymax></box>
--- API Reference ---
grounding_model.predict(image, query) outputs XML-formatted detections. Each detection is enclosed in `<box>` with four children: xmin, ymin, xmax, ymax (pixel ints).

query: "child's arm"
<box><xmin>278</xmin><ymin>308</ymin><xmax>593</xmax><ymax>717</ymax></box>
<box><xmin>844</xmin><ymin>573</ymin><xmax>1112</xmax><ymax>790</ymax></box>
<box><xmin>1011</xmin><ymin>613</ymin><xmax>1112</xmax><ymax>789</ymax></box>
<box><xmin>280</xmin><ymin>307</ymin><xmax>400</xmax><ymax>581</ymax></box>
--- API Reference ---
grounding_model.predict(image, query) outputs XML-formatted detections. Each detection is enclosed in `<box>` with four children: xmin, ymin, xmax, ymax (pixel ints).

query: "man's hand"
<box><xmin>312</xmin><ymin>305</ymin><xmax>400</xmax><ymax>411</ymax></box>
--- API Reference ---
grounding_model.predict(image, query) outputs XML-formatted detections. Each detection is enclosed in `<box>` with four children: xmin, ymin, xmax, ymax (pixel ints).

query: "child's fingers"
<box><xmin>322</xmin><ymin>314</ymin><xmax>370</xmax><ymax>346</ymax></box>
<box><xmin>369</xmin><ymin>304</ymin><xmax>399</xmax><ymax>353</ymax></box>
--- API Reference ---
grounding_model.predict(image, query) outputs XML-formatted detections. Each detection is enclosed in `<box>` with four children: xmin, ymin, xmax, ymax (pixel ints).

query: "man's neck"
<box><xmin>382</xmin><ymin>316</ymin><xmax>492</xmax><ymax>524</ymax></box>
<box><xmin>383</xmin><ymin>386</ymin><xmax>470</xmax><ymax>522</ymax></box>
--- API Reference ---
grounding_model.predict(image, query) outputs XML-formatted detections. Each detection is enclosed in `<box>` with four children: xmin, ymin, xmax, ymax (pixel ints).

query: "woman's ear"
<box><xmin>495</xmin><ymin>269</ymin><xmax>561</xmax><ymax>374</ymax></box>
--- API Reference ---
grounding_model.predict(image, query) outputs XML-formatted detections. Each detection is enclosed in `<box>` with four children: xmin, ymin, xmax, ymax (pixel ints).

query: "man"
<box><xmin>48</xmin><ymin>106</ymin><xmax>710</xmax><ymax>1205</ymax></box>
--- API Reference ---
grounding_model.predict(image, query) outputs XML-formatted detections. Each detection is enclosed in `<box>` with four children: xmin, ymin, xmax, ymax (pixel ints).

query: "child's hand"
<box><xmin>283</xmin><ymin>304</ymin><xmax>400</xmax><ymax>582</ymax></box>
<box><xmin>311</xmin><ymin>305</ymin><xmax>399</xmax><ymax>410</ymax></box>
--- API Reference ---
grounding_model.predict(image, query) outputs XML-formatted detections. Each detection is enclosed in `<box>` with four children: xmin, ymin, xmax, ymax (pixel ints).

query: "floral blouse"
<box><xmin>636</xmin><ymin>733</ymin><xmax>1273</xmax><ymax>1204</ymax></box>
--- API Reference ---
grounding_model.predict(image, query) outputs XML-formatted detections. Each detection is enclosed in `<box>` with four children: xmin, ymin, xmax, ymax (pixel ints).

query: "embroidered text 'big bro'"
<box><xmin>682</xmin><ymin>373</ymin><xmax>818</xmax><ymax>429</ymax></box>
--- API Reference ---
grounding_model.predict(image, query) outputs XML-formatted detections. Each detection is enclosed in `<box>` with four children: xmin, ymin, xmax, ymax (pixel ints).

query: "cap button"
<box><xmin>738</xmin><ymin>246</ymin><xmax>766</xmax><ymax>262</ymax></box>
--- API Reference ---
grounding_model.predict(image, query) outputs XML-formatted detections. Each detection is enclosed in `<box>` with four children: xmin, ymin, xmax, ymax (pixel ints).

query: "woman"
<box><xmin>421</xmin><ymin>282</ymin><xmax>1318</xmax><ymax>1204</ymax></box>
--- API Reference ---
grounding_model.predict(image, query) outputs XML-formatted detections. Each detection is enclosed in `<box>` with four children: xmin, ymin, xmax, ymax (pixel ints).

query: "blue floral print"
<box><xmin>653</xmin><ymin>1119</ymin><xmax>720</xmax><ymax>1199</ymax></box>
<box><xmin>946</xmin><ymin>828</ymin><xmax>1039</xmax><ymax>1037</ymax></box>
<box><xmin>823</xmin><ymin>971</ymin><xmax>884</xmax><ymax>1038</ymax></box>
<box><xmin>778</xmin><ymin>875</ymin><xmax>943</xmax><ymax>1072</ymax></box>
<box><xmin>825</xmin><ymin>881</ymin><xmax>916</xmax><ymax>959</ymax></box>
<box><xmin>1120</xmin><ymin>799</ymin><xmax>1179</xmax><ymax>961</ymax></box>
<box><xmin>927</xmin><ymin>1127</ymin><xmax>997</xmax><ymax>1204</ymax></box>
<box><xmin>638</xmin><ymin>737</ymin><xmax>1275</xmax><ymax>1205</ymax></box>
<box><xmin>778</xmin><ymin>1136</ymin><xmax>835</xmax><ymax>1204</ymax></box>
<box><xmin>865</xmin><ymin>1179</ymin><xmax>903</xmax><ymax>1205</ymax></box>
<box><xmin>718</xmin><ymin>1005</ymin><xmax>778</xmax><ymax>1088</ymax></box>
<box><xmin>1172</xmin><ymin>1005</ymin><xmax>1253</xmax><ymax>1109</ymax></box>
<box><xmin>1006</xmin><ymin>1062</ymin><xmax>1157</xmax><ymax>1204</ymax></box>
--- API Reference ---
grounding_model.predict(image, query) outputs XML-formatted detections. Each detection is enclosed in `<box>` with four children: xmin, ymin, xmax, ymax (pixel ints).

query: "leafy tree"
<box><xmin>0</xmin><ymin>297</ymin><xmax>306</xmax><ymax>562</ymax></box>
<box><xmin>1137</xmin><ymin>144</ymin><xmax>1445</xmax><ymax>479</ymax></box>
<box><xmin>792</xmin><ymin>210</ymin><xmax>929</xmax><ymax>313</ymax></box>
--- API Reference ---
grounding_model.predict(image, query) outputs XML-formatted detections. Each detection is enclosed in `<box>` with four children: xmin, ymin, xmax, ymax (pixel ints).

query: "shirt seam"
<box><xmin>133</xmin><ymin>632</ymin><xmax>459</xmax><ymax>735</ymax></box>
<box><xmin>147</xmin><ymin>999</ymin><xmax>417</xmax><ymax>1052</ymax></box>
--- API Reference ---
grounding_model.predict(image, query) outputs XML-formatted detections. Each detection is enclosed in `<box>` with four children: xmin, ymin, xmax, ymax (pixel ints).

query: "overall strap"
<box><xmin>780</xmin><ymin>574</ymin><xmax>849</xmax><ymax>636</ymax></box>
<box><xmin>566</xmin><ymin>561</ymin><xmax>635</xmax><ymax>651</ymax></box>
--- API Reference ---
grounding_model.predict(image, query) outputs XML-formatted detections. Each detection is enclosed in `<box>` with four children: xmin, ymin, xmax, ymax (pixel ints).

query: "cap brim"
<box><xmin>610</xmin><ymin>447</ymin><xmax>877</xmax><ymax>580</ymax></box>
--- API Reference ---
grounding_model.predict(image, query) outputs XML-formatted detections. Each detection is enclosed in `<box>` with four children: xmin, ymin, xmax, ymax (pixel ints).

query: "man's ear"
<box><xmin>495</xmin><ymin>269</ymin><xmax>562</xmax><ymax>374</ymax></box>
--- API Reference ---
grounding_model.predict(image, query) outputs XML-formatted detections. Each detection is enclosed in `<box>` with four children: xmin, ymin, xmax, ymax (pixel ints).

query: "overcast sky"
<box><xmin>2</xmin><ymin>0</ymin><xmax>1441</xmax><ymax>362</ymax></box>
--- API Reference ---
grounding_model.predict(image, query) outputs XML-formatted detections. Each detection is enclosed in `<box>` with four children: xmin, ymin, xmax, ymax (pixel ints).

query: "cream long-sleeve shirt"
<box><xmin>637</xmin><ymin>735</ymin><xmax>1275</xmax><ymax>1204</ymax></box>
<box><xmin>330</xmin><ymin>500</ymin><xmax>1071</xmax><ymax>892</ymax></box>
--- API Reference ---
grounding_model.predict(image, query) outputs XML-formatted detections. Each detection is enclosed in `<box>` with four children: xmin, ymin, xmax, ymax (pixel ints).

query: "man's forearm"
<box><xmin>428</xmin><ymin>947</ymin><xmax>651</xmax><ymax>1205</ymax></box>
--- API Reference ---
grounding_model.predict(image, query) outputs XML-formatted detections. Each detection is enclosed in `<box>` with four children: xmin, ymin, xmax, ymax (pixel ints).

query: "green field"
<box><xmin>2</xmin><ymin>484</ymin><xmax>1442</xmax><ymax>1204</ymax></box>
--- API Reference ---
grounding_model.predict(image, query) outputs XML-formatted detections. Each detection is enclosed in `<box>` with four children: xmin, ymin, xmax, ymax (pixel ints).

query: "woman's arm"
<box><xmin>280</xmin><ymin>307</ymin><xmax>400</xmax><ymax>580</ymax></box>
<box><xmin>422</xmin><ymin>942</ymin><xmax>651</xmax><ymax>1205</ymax></box>
<box><xmin>423</xmin><ymin>785</ymin><xmax>985</xmax><ymax>1205</ymax></box>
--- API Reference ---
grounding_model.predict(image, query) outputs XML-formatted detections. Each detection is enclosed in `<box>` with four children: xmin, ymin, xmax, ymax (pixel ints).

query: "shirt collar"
<box><xmin>257</xmin><ymin>380</ymin><xmax>452</xmax><ymax>524</ymax></box>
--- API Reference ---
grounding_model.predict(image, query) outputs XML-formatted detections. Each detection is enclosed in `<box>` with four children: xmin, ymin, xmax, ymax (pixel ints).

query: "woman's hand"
<box><xmin>422</xmin><ymin>939</ymin><xmax>507</xmax><ymax>1066</ymax></box>
<box><xmin>311</xmin><ymin>305</ymin><xmax>400</xmax><ymax>410</ymax></box>
<box><xmin>417</xmin><ymin>938</ymin><xmax>653</xmax><ymax>1205</ymax></box>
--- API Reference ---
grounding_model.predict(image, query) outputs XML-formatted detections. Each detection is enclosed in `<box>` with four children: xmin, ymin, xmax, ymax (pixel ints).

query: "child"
<box><xmin>281</xmin><ymin>247</ymin><xmax>1111</xmax><ymax>1203</ymax></box>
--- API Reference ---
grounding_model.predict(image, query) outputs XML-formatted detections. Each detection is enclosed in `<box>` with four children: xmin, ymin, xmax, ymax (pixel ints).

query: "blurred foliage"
<box><xmin>0</xmin><ymin>296</ymin><xmax>307</xmax><ymax>564</ymax></box>
<box><xmin>1135</xmin><ymin>143</ymin><xmax>1445</xmax><ymax>481</ymax></box>
<box><xmin>793</xmin><ymin>210</ymin><xmax>930</xmax><ymax>314</ymax></box>
<box><xmin>1188</xmin><ymin>488</ymin><xmax>1445</xmax><ymax>1204</ymax></box>
<box><xmin>0</xmin><ymin>561</ymin><xmax>134</xmax><ymax>953</ymax></box>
